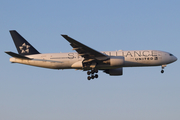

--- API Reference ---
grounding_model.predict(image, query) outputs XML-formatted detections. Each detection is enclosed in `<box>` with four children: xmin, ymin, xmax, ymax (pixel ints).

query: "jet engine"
<box><xmin>110</xmin><ymin>56</ymin><xmax>124</xmax><ymax>66</ymax></box>
<box><xmin>103</xmin><ymin>68</ymin><xmax>123</xmax><ymax>76</ymax></box>
<box><xmin>103</xmin><ymin>56</ymin><xmax>124</xmax><ymax>67</ymax></box>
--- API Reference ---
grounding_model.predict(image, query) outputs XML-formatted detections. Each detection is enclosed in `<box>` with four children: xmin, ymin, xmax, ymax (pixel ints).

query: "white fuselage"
<box><xmin>9</xmin><ymin>50</ymin><xmax>177</xmax><ymax>70</ymax></box>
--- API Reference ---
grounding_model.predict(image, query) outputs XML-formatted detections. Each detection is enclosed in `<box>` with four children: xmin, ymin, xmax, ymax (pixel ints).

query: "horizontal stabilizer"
<box><xmin>5</xmin><ymin>51</ymin><xmax>32</xmax><ymax>60</ymax></box>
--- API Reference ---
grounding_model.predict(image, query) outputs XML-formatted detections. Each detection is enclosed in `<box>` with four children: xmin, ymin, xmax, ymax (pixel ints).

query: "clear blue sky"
<box><xmin>0</xmin><ymin>0</ymin><xmax>180</xmax><ymax>120</ymax></box>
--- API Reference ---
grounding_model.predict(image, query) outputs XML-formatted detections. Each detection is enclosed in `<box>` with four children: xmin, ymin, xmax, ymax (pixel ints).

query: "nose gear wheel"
<box><xmin>161</xmin><ymin>65</ymin><xmax>166</xmax><ymax>74</ymax></box>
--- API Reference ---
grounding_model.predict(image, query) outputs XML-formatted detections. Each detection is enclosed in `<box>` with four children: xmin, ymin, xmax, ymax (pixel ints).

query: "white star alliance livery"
<box><xmin>5</xmin><ymin>30</ymin><xmax>177</xmax><ymax>80</ymax></box>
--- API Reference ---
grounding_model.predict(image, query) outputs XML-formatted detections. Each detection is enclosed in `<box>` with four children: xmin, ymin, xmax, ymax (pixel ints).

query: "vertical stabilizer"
<box><xmin>9</xmin><ymin>30</ymin><xmax>40</xmax><ymax>55</ymax></box>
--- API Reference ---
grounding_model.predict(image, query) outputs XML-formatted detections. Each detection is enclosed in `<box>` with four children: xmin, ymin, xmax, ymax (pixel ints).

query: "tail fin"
<box><xmin>9</xmin><ymin>30</ymin><xmax>40</xmax><ymax>55</ymax></box>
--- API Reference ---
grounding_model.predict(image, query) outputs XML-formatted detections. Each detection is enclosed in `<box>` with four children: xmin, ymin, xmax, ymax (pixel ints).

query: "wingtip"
<box><xmin>61</xmin><ymin>34</ymin><xmax>68</xmax><ymax>37</ymax></box>
<box><xmin>9</xmin><ymin>30</ymin><xmax>16</xmax><ymax>32</ymax></box>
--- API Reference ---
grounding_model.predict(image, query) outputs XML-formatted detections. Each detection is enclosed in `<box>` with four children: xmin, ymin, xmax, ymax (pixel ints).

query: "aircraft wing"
<box><xmin>61</xmin><ymin>35</ymin><xmax>109</xmax><ymax>61</ymax></box>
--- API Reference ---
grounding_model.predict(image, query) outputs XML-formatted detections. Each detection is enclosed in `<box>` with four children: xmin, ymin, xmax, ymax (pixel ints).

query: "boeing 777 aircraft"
<box><xmin>5</xmin><ymin>30</ymin><xmax>177</xmax><ymax>80</ymax></box>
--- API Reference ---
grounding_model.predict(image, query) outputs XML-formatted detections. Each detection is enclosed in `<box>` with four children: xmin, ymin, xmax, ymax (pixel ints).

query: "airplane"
<box><xmin>5</xmin><ymin>30</ymin><xmax>177</xmax><ymax>80</ymax></box>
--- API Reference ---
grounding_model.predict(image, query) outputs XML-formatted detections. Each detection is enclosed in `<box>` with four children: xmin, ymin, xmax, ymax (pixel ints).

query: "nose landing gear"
<box><xmin>87</xmin><ymin>69</ymin><xmax>98</xmax><ymax>80</ymax></box>
<box><xmin>161</xmin><ymin>65</ymin><xmax>166</xmax><ymax>74</ymax></box>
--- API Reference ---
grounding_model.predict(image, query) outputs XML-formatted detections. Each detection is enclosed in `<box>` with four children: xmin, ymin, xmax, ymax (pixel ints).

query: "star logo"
<box><xmin>19</xmin><ymin>43</ymin><xmax>30</xmax><ymax>53</ymax></box>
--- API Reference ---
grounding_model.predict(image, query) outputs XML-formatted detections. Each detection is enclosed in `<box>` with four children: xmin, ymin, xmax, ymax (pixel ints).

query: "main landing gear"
<box><xmin>87</xmin><ymin>69</ymin><xmax>98</xmax><ymax>80</ymax></box>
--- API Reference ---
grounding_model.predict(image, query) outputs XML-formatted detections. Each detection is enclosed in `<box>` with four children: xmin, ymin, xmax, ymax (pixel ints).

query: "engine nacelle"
<box><xmin>110</xmin><ymin>56</ymin><xmax>124</xmax><ymax>66</ymax></box>
<box><xmin>104</xmin><ymin>68</ymin><xmax>123</xmax><ymax>76</ymax></box>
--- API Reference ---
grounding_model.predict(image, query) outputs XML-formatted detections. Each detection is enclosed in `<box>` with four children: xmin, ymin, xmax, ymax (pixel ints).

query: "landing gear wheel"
<box><xmin>87</xmin><ymin>76</ymin><xmax>91</xmax><ymax>80</ymax></box>
<box><xmin>161</xmin><ymin>65</ymin><xmax>166</xmax><ymax>74</ymax></box>
<box><xmin>87</xmin><ymin>71</ymin><xmax>91</xmax><ymax>75</ymax></box>
<box><xmin>95</xmin><ymin>74</ymin><xmax>98</xmax><ymax>78</ymax></box>
<box><xmin>86</xmin><ymin>69</ymin><xmax>99</xmax><ymax>80</ymax></box>
<box><xmin>91</xmin><ymin>70</ymin><xmax>95</xmax><ymax>74</ymax></box>
<box><xmin>91</xmin><ymin>75</ymin><xmax>95</xmax><ymax>79</ymax></box>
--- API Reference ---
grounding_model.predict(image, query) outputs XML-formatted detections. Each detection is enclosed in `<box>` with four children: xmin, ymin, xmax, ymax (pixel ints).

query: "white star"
<box><xmin>19</xmin><ymin>43</ymin><xmax>31</xmax><ymax>53</ymax></box>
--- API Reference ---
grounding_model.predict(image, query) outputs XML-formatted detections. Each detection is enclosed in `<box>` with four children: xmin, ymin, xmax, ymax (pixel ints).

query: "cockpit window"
<box><xmin>169</xmin><ymin>54</ymin><xmax>173</xmax><ymax>56</ymax></box>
